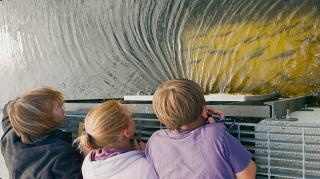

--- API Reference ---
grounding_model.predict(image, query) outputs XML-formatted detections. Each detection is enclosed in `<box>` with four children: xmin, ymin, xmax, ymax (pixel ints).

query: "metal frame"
<box><xmin>264</xmin><ymin>96</ymin><xmax>313</xmax><ymax>120</ymax></box>
<box><xmin>65</xmin><ymin>95</ymin><xmax>313</xmax><ymax>120</ymax></box>
<box><xmin>124</xmin><ymin>94</ymin><xmax>279</xmax><ymax>102</ymax></box>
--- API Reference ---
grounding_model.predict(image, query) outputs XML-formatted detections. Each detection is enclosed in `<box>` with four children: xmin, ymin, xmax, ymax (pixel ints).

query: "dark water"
<box><xmin>1</xmin><ymin>0</ymin><xmax>320</xmax><ymax>107</ymax></box>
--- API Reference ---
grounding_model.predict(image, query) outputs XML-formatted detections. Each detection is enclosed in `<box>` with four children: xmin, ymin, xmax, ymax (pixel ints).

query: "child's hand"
<box><xmin>207</xmin><ymin>108</ymin><xmax>225</xmax><ymax>119</ymax></box>
<box><xmin>207</xmin><ymin>108</ymin><xmax>225</xmax><ymax>125</ymax></box>
<box><xmin>133</xmin><ymin>138</ymin><xmax>146</xmax><ymax>151</ymax></box>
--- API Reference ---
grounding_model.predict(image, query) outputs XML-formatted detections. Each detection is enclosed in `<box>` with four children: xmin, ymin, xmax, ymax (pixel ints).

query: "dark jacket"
<box><xmin>1</xmin><ymin>103</ymin><xmax>83</xmax><ymax>179</ymax></box>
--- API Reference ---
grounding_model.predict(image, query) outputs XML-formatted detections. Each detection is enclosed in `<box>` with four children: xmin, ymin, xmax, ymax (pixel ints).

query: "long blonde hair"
<box><xmin>76</xmin><ymin>100</ymin><xmax>131</xmax><ymax>150</ymax></box>
<box><xmin>6</xmin><ymin>86</ymin><xmax>64</xmax><ymax>144</ymax></box>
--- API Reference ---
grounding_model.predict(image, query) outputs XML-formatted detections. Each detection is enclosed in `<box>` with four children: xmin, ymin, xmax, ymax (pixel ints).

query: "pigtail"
<box><xmin>74</xmin><ymin>131</ymin><xmax>102</xmax><ymax>151</ymax></box>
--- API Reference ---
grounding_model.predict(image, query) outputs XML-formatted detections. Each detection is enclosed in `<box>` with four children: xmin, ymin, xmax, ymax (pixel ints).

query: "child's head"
<box><xmin>6</xmin><ymin>86</ymin><xmax>65</xmax><ymax>144</ymax></box>
<box><xmin>78</xmin><ymin>100</ymin><xmax>133</xmax><ymax>150</ymax></box>
<box><xmin>153</xmin><ymin>78</ymin><xmax>206</xmax><ymax>132</ymax></box>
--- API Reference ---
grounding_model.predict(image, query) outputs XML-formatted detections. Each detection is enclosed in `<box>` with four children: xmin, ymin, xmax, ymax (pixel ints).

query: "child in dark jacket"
<box><xmin>1</xmin><ymin>86</ymin><xmax>82</xmax><ymax>179</ymax></box>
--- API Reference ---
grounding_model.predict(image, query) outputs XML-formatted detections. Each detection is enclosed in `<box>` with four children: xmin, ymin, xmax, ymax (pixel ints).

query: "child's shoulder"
<box><xmin>201</xmin><ymin>123</ymin><xmax>228</xmax><ymax>134</ymax></box>
<box><xmin>150</xmin><ymin>129</ymin><xmax>168</xmax><ymax>137</ymax></box>
<box><xmin>147</xmin><ymin>129</ymin><xmax>168</xmax><ymax>145</ymax></box>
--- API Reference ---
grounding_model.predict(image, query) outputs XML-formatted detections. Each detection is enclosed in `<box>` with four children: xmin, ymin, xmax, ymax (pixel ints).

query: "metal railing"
<box><xmin>59</xmin><ymin>112</ymin><xmax>86</xmax><ymax>140</ymax></box>
<box><xmin>60</xmin><ymin>112</ymin><xmax>320</xmax><ymax>179</ymax></box>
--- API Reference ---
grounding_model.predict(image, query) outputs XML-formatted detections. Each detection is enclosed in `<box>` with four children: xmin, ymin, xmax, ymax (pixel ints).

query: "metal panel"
<box><xmin>123</xmin><ymin>104</ymin><xmax>270</xmax><ymax>118</ymax></box>
<box><xmin>124</xmin><ymin>94</ymin><xmax>279</xmax><ymax>102</ymax></box>
<box><xmin>124</xmin><ymin>104</ymin><xmax>155</xmax><ymax>114</ymax></box>
<box><xmin>264</xmin><ymin>96</ymin><xmax>311</xmax><ymax>120</ymax></box>
<box><xmin>64</xmin><ymin>103</ymin><xmax>101</xmax><ymax>112</ymax></box>
<box><xmin>64</xmin><ymin>102</ymin><xmax>271</xmax><ymax>117</ymax></box>
<box><xmin>206</xmin><ymin>105</ymin><xmax>270</xmax><ymax>117</ymax></box>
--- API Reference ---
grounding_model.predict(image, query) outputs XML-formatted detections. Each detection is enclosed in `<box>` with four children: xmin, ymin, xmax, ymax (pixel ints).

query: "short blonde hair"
<box><xmin>153</xmin><ymin>78</ymin><xmax>205</xmax><ymax>132</ymax></box>
<box><xmin>6</xmin><ymin>86</ymin><xmax>64</xmax><ymax>144</ymax></box>
<box><xmin>76</xmin><ymin>100</ymin><xmax>131</xmax><ymax>150</ymax></box>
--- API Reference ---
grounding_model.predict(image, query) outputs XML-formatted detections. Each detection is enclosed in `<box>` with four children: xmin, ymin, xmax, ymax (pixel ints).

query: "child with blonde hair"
<box><xmin>146</xmin><ymin>78</ymin><xmax>257</xmax><ymax>179</ymax></box>
<box><xmin>76</xmin><ymin>100</ymin><xmax>157</xmax><ymax>179</ymax></box>
<box><xmin>1</xmin><ymin>86</ymin><xmax>82</xmax><ymax>179</ymax></box>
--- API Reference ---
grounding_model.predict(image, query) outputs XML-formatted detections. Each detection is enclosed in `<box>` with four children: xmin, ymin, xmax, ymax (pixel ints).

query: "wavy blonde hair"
<box><xmin>6</xmin><ymin>86</ymin><xmax>64</xmax><ymax>144</ymax></box>
<box><xmin>153</xmin><ymin>78</ymin><xmax>205</xmax><ymax>132</ymax></box>
<box><xmin>76</xmin><ymin>100</ymin><xmax>131</xmax><ymax>150</ymax></box>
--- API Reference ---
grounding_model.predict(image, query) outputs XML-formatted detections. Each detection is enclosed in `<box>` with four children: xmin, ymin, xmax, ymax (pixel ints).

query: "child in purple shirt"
<box><xmin>145</xmin><ymin>78</ymin><xmax>257</xmax><ymax>179</ymax></box>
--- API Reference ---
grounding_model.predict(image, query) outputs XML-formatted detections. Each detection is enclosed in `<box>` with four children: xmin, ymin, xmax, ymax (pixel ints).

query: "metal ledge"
<box><xmin>264</xmin><ymin>96</ymin><xmax>313</xmax><ymax>120</ymax></box>
<box><xmin>124</xmin><ymin>94</ymin><xmax>278</xmax><ymax>102</ymax></box>
<box><xmin>64</xmin><ymin>95</ymin><xmax>315</xmax><ymax>120</ymax></box>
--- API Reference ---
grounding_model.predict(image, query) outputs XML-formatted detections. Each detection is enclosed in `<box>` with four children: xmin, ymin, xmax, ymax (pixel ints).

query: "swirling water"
<box><xmin>0</xmin><ymin>0</ymin><xmax>319</xmax><ymax>106</ymax></box>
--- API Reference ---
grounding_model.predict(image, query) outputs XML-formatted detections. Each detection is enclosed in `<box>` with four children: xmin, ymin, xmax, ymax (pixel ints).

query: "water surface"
<box><xmin>1</xmin><ymin>0</ymin><xmax>319</xmax><ymax>106</ymax></box>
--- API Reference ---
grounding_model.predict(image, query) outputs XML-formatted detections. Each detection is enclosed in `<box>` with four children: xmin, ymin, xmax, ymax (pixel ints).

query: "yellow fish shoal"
<box><xmin>182</xmin><ymin>15</ymin><xmax>320</xmax><ymax>97</ymax></box>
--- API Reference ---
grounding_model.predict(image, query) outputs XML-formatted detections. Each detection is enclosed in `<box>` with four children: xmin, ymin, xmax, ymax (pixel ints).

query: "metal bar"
<box><xmin>125</xmin><ymin>104</ymin><xmax>270</xmax><ymax>117</ymax></box>
<box><xmin>139</xmin><ymin>120</ymin><xmax>142</xmax><ymax>142</ymax></box>
<box><xmin>244</xmin><ymin>146</ymin><xmax>320</xmax><ymax>156</ymax></box>
<box><xmin>68</xmin><ymin>120</ymin><xmax>70</xmax><ymax>132</ymax></box>
<box><xmin>256</xmin><ymin>169</ymin><xmax>318</xmax><ymax>178</ymax></box>
<box><xmin>133</xmin><ymin>118</ymin><xmax>160</xmax><ymax>122</ymax></box>
<box><xmin>230</xmin><ymin>130</ymin><xmax>320</xmax><ymax>138</ymax></box>
<box><xmin>228</xmin><ymin>122</ymin><xmax>320</xmax><ymax>129</ymax></box>
<box><xmin>64</xmin><ymin>96</ymin><xmax>313</xmax><ymax>120</ymax></box>
<box><xmin>264</xmin><ymin>96</ymin><xmax>311</xmax><ymax>120</ymax></box>
<box><xmin>252</xmin><ymin>154</ymin><xmax>320</xmax><ymax>164</ymax></box>
<box><xmin>65</xmin><ymin>111</ymin><xmax>88</xmax><ymax>115</ymax></box>
<box><xmin>206</xmin><ymin>105</ymin><xmax>270</xmax><ymax>117</ymax></box>
<box><xmin>302</xmin><ymin>128</ymin><xmax>306</xmax><ymax>179</ymax></box>
<box><xmin>237</xmin><ymin>124</ymin><xmax>241</xmax><ymax>141</ymax></box>
<box><xmin>268</xmin><ymin>126</ymin><xmax>271</xmax><ymax>179</ymax></box>
<box><xmin>124</xmin><ymin>94</ymin><xmax>279</xmax><ymax>102</ymax></box>
<box><xmin>256</xmin><ymin>162</ymin><xmax>320</xmax><ymax>172</ymax></box>
<box><xmin>132</xmin><ymin>119</ymin><xmax>320</xmax><ymax>131</ymax></box>
<box><xmin>64</xmin><ymin>103</ymin><xmax>101</xmax><ymax>112</ymax></box>
<box><xmin>239</xmin><ymin>138</ymin><xmax>320</xmax><ymax>147</ymax></box>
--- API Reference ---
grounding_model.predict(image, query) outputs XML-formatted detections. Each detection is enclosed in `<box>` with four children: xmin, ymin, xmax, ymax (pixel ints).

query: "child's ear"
<box><xmin>200</xmin><ymin>105</ymin><xmax>207</xmax><ymax>118</ymax></box>
<box><xmin>122</xmin><ymin>129</ymin><xmax>130</xmax><ymax>138</ymax></box>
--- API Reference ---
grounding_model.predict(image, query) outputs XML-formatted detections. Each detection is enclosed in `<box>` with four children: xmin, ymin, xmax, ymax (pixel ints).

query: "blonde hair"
<box><xmin>76</xmin><ymin>100</ymin><xmax>131</xmax><ymax>150</ymax></box>
<box><xmin>153</xmin><ymin>78</ymin><xmax>205</xmax><ymax>132</ymax></box>
<box><xmin>6</xmin><ymin>86</ymin><xmax>64</xmax><ymax>144</ymax></box>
